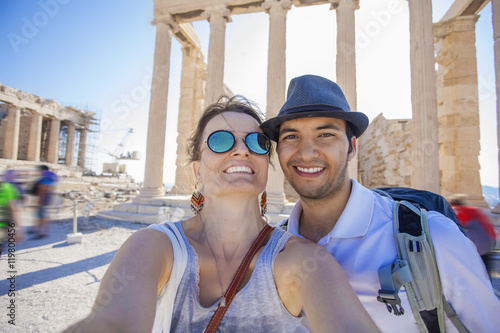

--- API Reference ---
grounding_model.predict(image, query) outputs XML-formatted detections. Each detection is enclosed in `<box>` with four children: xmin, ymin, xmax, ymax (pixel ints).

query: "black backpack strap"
<box><xmin>279</xmin><ymin>218</ymin><xmax>289</xmax><ymax>231</ymax></box>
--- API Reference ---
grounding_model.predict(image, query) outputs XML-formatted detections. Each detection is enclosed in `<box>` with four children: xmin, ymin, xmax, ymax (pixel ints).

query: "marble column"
<box><xmin>140</xmin><ymin>15</ymin><xmax>179</xmax><ymax>198</ymax></box>
<box><xmin>27</xmin><ymin>113</ymin><xmax>43</xmax><ymax>161</ymax></box>
<box><xmin>435</xmin><ymin>15</ymin><xmax>486</xmax><ymax>207</ymax></box>
<box><xmin>3</xmin><ymin>106</ymin><xmax>21</xmax><ymax>160</ymax></box>
<box><xmin>331</xmin><ymin>0</ymin><xmax>360</xmax><ymax>180</ymax></box>
<box><xmin>78</xmin><ymin>129</ymin><xmax>87</xmax><ymax>168</ymax></box>
<box><xmin>172</xmin><ymin>45</ymin><xmax>204</xmax><ymax>194</ymax></box>
<box><xmin>493</xmin><ymin>0</ymin><xmax>500</xmax><ymax>212</ymax></box>
<box><xmin>408</xmin><ymin>0</ymin><xmax>440</xmax><ymax>192</ymax></box>
<box><xmin>202</xmin><ymin>7</ymin><xmax>230</xmax><ymax>105</ymax></box>
<box><xmin>65</xmin><ymin>121</ymin><xmax>75</xmax><ymax>166</ymax></box>
<box><xmin>47</xmin><ymin>118</ymin><xmax>60</xmax><ymax>164</ymax></box>
<box><xmin>262</xmin><ymin>0</ymin><xmax>292</xmax><ymax>210</ymax></box>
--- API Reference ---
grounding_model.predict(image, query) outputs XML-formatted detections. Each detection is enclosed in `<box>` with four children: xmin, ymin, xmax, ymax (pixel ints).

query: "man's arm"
<box><xmin>429</xmin><ymin>212</ymin><xmax>500</xmax><ymax>331</ymax></box>
<box><xmin>64</xmin><ymin>227</ymin><xmax>174</xmax><ymax>332</ymax></box>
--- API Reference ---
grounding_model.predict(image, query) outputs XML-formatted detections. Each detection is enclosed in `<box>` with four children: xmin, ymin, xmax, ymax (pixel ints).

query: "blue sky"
<box><xmin>0</xmin><ymin>0</ymin><xmax>497</xmax><ymax>188</ymax></box>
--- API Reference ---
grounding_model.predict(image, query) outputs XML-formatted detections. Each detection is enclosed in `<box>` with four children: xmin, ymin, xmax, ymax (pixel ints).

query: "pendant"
<box><xmin>220</xmin><ymin>296</ymin><xmax>226</xmax><ymax>307</ymax></box>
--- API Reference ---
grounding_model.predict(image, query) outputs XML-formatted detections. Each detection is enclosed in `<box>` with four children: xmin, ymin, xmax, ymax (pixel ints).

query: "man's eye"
<box><xmin>319</xmin><ymin>133</ymin><xmax>335</xmax><ymax>138</ymax></box>
<box><xmin>282</xmin><ymin>134</ymin><xmax>297</xmax><ymax>140</ymax></box>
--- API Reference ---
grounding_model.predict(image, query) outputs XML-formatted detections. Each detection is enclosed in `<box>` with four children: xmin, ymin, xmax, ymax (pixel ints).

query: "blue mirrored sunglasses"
<box><xmin>205</xmin><ymin>130</ymin><xmax>271</xmax><ymax>155</ymax></box>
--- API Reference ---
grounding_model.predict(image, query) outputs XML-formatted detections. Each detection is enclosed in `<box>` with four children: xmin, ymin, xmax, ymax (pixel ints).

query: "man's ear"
<box><xmin>192</xmin><ymin>161</ymin><xmax>202</xmax><ymax>183</ymax></box>
<box><xmin>347</xmin><ymin>136</ymin><xmax>357</xmax><ymax>162</ymax></box>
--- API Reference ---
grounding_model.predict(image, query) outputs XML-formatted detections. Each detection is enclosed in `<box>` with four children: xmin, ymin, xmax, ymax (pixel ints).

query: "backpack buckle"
<box><xmin>377</xmin><ymin>290</ymin><xmax>405</xmax><ymax>316</ymax></box>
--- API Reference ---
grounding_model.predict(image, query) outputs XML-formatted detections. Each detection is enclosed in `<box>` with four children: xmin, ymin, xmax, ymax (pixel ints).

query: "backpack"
<box><xmin>373</xmin><ymin>187</ymin><xmax>469</xmax><ymax>333</ymax></box>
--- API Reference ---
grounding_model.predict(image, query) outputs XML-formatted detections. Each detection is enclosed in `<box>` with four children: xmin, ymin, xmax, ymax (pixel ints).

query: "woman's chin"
<box><xmin>213</xmin><ymin>183</ymin><xmax>265</xmax><ymax>197</ymax></box>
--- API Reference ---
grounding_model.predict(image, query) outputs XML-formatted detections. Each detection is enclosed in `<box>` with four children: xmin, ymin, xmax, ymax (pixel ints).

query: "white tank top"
<box><xmin>156</xmin><ymin>222</ymin><xmax>302</xmax><ymax>332</ymax></box>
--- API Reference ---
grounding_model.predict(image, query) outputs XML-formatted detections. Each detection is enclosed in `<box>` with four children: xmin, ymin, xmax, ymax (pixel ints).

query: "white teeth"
<box><xmin>297</xmin><ymin>166</ymin><xmax>323</xmax><ymax>173</ymax></box>
<box><xmin>226</xmin><ymin>166</ymin><xmax>253</xmax><ymax>174</ymax></box>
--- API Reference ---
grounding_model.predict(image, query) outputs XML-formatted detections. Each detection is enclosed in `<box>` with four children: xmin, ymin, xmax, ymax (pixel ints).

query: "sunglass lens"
<box><xmin>247</xmin><ymin>133</ymin><xmax>270</xmax><ymax>155</ymax></box>
<box><xmin>207</xmin><ymin>131</ymin><xmax>235</xmax><ymax>153</ymax></box>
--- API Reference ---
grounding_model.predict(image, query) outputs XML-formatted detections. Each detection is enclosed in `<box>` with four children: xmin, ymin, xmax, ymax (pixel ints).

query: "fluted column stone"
<box><xmin>202</xmin><ymin>6</ymin><xmax>230</xmax><ymax>105</ymax></box>
<box><xmin>140</xmin><ymin>15</ymin><xmax>178</xmax><ymax>198</ymax></box>
<box><xmin>27</xmin><ymin>113</ymin><xmax>43</xmax><ymax>161</ymax></box>
<box><xmin>47</xmin><ymin>118</ymin><xmax>60</xmax><ymax>164</ymax></box>
<box><xmin>78</xmin><ymin>129</ymin><xmax>87</xmax><ymax>168</ymax></box>
<box><xmin>331</xmin><ymin>0</ymin><xmax>360</xmax><ymax>180</ymax></box>
<box><xmin>172</xmin><ymin>45</ymin><xmax>205</xmax><ymax>194</ymax></box>
<box><xmin>3</xmin><ymin>106</ymin><xmax>21</xmax><ymax>160</ymax></box>
<box><xmin>65</xmin><ymin>122</ymin><xmax>75</xmax><ymax>166</ymax></box>
<box><xmin>263</xmin><ymin>0</ymin><xmax>292</xmax><ymax>210</ymax></box>
<box><xmin>408</xmin><ymin>0</ymin><xmax>440</xmax><ymax>192</ymax></box>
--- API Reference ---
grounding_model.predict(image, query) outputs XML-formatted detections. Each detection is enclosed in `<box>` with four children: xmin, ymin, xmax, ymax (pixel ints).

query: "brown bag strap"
<box><xmin>204</xmin><ymin>224</ymin><xmax>274</xmax><ymax>333</ymax></box>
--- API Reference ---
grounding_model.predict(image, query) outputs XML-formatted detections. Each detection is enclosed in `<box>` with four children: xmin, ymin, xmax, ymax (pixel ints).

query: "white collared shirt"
<box><xmin>285</xmin><ymin>179</ymin><xmax>500</xmax><ymax>332</ymax></box>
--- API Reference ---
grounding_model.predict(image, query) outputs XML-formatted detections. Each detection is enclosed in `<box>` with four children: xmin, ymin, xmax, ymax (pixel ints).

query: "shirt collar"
<box><xmin>287</xmin><ymin>179</ymin><xmax>375</xmax><ymax>245</ymax></box>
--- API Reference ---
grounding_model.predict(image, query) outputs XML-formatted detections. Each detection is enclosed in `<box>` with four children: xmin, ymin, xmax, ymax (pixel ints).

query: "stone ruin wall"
<box><xmin>358</xmin><ymin>114</ymin><xmax>412</xmax><ymax>189</ymax></box>
<box><xmin>357</xmin><ymin>111</ymin><xmax>486</xmax><ymax>207</ymax></box>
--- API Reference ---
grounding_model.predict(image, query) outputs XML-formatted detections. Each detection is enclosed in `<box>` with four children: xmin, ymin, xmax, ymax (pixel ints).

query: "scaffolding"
<box><xmin>85</xmin><ymin>110</ymin><xmax>101</xmax><ymax>175</ymax></box>
<box><xmin>54</xmin><ymin>104</ymin><xmax>100</xmax><ymax>174</ymax></box>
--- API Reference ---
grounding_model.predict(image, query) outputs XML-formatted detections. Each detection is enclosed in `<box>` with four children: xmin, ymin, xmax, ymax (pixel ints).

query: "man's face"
<box><xmin>277</xmin><ymin>117</ymin><xmax>356</xmax><ymax>201</ymax></box>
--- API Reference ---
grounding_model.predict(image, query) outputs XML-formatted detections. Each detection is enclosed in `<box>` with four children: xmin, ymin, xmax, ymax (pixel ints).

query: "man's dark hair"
<box><xmin>346</xmin><ymin>122</ymin><xmax>355</xmax><ymax>154</ymax></box>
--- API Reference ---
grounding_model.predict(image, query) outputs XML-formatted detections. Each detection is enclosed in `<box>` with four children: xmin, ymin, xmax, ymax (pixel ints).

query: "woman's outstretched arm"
<box><xmin>64</xmin><ymin>228</ymin><xmax>174</xmax><ymax>333</ymax></box>
<box><xmin>276</xmin><ymin>237</ymin><xmax>380</xmax><ymax>332</ymax></box>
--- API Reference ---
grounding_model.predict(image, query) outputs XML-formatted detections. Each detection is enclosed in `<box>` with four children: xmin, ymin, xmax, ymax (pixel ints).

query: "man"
<box><xmin>33</xmin><ymin>165</ymin><xmax>58</xmax><ymax>239</ymax></box>
<box><xmin>261</xmin><ymin>75</ymin><xmax>500</xmax><ymax>332</ymax></box>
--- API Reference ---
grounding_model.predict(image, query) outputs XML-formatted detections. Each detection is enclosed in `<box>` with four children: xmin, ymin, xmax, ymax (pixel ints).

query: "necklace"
<box><xmin>200</xmin><ymin>214</ymin><xmax>226</xmax><ymax>307</ymax></box>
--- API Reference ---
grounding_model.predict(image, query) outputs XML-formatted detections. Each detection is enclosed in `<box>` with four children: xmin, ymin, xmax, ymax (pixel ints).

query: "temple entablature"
<box><xmin>153</xmin><ymin>0</ymin><xmax>331</xmax><ymax>24</ymax></box>
<box><xmin>0</xmin><ymin>83</ymin><xmax>94</xmax><ymax>125</ymax></box>
<box><xmin>0</xmin><ymin>83</ymin><xmax>96</xmax><ymax>168</ymax></box>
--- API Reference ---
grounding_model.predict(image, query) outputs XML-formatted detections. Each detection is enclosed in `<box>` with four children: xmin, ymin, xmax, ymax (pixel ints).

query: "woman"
<box><xmin>65</xmin><ymin>96</ymin><xmax>379</xmax><ymax>332</ymax></box>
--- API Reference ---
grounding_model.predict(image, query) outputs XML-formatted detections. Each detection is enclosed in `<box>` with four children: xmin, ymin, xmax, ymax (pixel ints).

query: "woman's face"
<box><xmin>193</xmin><ymin>112</ymin><xmax>269</xmax><ymax>199</ymax></box>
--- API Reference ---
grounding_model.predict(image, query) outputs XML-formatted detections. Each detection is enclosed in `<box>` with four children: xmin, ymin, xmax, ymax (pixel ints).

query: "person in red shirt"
<box><xmin>450</xmin><ymin>195</ymin><xmax>497</xmax><ymax>272</ymax></box>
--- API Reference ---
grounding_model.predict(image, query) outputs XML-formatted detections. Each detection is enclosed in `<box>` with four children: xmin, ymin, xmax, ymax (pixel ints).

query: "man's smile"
<box><xmin>294</xmin><ymin>166</ymin><xmax>326</xmax><ymax>176</ymax></box>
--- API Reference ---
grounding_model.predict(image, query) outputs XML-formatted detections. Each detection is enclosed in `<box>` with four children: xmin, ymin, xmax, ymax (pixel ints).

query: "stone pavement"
<box><xmin>0</xmin><ymin>214</ymin><xmax>147</xmax><ymax>333</ymax></box>
<box><xmin>0</xmin><ymin>213</ymin><xmax>499</xmax><ymax>333</ymax></box>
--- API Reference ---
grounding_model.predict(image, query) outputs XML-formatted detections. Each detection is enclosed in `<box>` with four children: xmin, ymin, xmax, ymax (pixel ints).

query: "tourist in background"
<box><xmin>4</xmin><ymin>169</ymin><xmax>27</xmax><ymax>206</ymax></box>
<box><xmin>32</xmin><ymin>165</ymin><xmax>58</xmax><ymax>239</ymax></box>
<box><xmin>0</xmin><ymin>171</ymin><xmax>23</xmax><ymax>256</ymax></box>
<box><xmin>450</xmin><ymin>194</ymin><xmax>498</xmax><ymax>273</ymax></box>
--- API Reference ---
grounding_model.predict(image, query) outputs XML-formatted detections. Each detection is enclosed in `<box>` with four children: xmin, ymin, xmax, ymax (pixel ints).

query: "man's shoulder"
<box><xmin>426</xmin><ymin>210</ymin><xmax>465</xmax><ymax>236</ymax></box>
